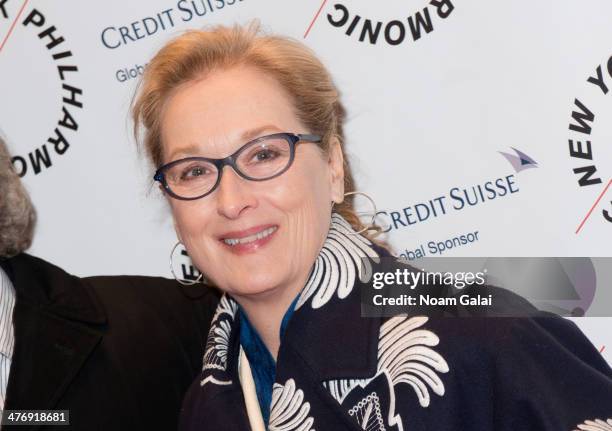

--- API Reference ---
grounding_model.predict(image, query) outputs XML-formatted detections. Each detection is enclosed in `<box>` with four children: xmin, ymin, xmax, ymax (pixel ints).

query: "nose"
<box><xmin>215</xmin><ymin>165</ymin><xmax>257</xmax><ymax>219</ymax></box>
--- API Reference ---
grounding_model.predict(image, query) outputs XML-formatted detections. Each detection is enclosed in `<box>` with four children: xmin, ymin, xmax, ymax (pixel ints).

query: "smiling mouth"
<box><xmin>222</xmin><ymin>226</ymin><xmax>278</xmax><ymax>246</ymax></box>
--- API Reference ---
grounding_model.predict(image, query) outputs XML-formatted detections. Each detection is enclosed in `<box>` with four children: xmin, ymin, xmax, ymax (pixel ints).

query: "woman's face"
<box><xmin>160</xmin><ymin>65</ymin><xmax>344</xmax><ymax>302</ymax></box>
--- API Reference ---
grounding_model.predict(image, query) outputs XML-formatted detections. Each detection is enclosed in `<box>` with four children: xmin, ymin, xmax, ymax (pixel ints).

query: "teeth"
<box><xmin>223</xmin><ymin>226</ymin><xmax>277</xmax><ymax>246</ymax></box>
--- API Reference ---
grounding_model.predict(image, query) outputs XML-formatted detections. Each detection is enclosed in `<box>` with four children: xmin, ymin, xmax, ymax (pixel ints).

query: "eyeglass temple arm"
<box><xmin>296</xmin><ymin>134</ymin><xmax>322</xmax><ymax>143</ymax></box>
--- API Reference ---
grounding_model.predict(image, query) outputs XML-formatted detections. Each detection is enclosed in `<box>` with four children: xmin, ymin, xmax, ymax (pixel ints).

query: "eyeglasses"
<box><xmin>154</xmin><ymin>132</ymin><xmax>322</xmax><ymax>200</ymax></box>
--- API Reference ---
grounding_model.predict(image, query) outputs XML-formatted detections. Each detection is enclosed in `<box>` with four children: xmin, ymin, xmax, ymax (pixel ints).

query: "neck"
<box><xmin>233</xmin><ymin>275</ymin><xmax>306</xmax><ymax>361</ymax></box>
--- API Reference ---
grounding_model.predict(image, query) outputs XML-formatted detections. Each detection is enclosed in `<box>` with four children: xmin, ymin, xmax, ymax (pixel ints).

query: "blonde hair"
<box><xmin>132</xmin><ymin>22</ymin><xmax>382</xmax><ymax>241</ymax></box>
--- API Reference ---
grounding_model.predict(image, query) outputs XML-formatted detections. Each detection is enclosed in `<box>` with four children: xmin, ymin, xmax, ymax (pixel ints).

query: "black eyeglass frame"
<box><xmin>153</xmin><ymin>132</ymin><xmax>322</xmax><ymax>201</ymax></box>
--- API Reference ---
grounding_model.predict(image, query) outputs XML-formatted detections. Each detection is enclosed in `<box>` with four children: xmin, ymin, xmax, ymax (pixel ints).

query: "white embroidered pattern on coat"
<box><xmin>348</xmin><ymin>392</ymin><xmax>385</xmax><ymax>430</ymax></box>
<box><xmin>203</xmin><ymin>295</ymin><xmax>238</xmax><ymax>372</ymax></box>
<box><xmin>269</xmin><ymin>378</ymin><xmax>316</xmax><ymax>431</ymax></box>
<box><xmin>296</xmin><ymin>213</ymin><xmax>380</xmax><ymax>310</ymax></box>
<box><xmin>323</xmin><ymin>316</ymin><xmax>449</xmax><ymax>430</ymax></box>
<box><xmin>573</xmin><ymin>418</ymin><xmax>612</xmax><ymax>431</ymax></box>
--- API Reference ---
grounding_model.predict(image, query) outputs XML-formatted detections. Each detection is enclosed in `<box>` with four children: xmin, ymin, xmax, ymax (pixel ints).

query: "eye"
<box><xmin>238</xmin><ymin>139</ymin><xmax>290</xmax><ymax>171</ymax></box>
<box><xmin>179</xmin><ymin>163</ymin><xmax>213</xmax><ymax>181</ymax></box>
<box><xmin>252</xmin><ymin>147</ymin><xmax>280</xmax><ymax>163</ymax></box>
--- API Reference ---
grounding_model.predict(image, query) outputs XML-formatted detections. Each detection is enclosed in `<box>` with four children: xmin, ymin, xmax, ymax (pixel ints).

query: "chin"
<box><xmin>229</xmin><ymin>271</ymin><xmax>285</xmax><ymax>299</ymax></box>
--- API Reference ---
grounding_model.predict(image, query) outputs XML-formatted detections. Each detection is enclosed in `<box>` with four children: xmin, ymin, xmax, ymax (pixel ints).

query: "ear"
<box><xmin>328</xmin><ymin>137</ymin><xmax>345</xmax><ymax>204</ymax></box>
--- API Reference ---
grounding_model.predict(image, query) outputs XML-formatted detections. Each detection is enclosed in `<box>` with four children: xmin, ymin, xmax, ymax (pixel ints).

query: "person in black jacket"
<box><xmin>0</xmin><ymin>136</ymin><xmax>219</xmax><ymax>430</ymax></box>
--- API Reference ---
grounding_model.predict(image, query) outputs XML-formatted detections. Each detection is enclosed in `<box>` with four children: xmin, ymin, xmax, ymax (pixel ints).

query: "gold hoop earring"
<box><xmin>169</xmin><ymin>241</ymin><xmax>204</xmax><ymax>286</ymax></box>
<box><xmin>332</xmin><ymin>191</ymin><xmax>378</xmax><ymax>235</ymax></box>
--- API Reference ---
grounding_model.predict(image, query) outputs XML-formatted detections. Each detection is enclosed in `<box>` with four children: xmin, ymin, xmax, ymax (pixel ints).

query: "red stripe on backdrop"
<box><xmin>304</xmin><ymin>0</ymin><xmax>328</xmax><ymax>39</ymax></box>
<box><xmin>575</xmin><ymin>179</ymin><xmax>612</xmax><ymax>234</ymax></box>
<box><xmin>0</xmin><ymin>0</ymin><xmax>29</xmax><ymax>53</ymax></box>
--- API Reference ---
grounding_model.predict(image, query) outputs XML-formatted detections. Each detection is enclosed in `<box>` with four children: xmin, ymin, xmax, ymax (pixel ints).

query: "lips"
<box><xmin>219</xmin><ymin>224</ymin><xmax>279</xmax><ymax>253</ymax></box>
<box><xmin>222</xmin><ymin>226</ymin><xmax>278</xmax><ymax>246</ymax></box>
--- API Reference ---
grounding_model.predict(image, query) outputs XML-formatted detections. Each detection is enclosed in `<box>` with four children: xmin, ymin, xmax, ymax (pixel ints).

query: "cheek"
<box><xmin>267</xmin><ymin>160</ymin><xmax>334</xmax><ymax>240</ymax></box>
<box><xmin>170</xmin><ymin>201</ymin><xmax>211</xmax><ymax>245</ymax></box>
<box><xmin>271</xmin><ymin>158</ymin><xmax>332</xmax><ymax>213</ymax></box>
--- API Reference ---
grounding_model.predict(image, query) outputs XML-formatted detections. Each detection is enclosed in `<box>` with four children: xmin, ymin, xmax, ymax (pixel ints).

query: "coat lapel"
<box><xmin>1</xmin><ymin>254</ymin><xmax>106</xmax><ymax>422</ymax></box>
<box><xmin>275</xmin><ymin>234</ymin><xmax>449</xmax><ymax>431</ymax></box>
<box><xmin>278</xmin><ymin>271</ymin><xmax>382</xmax><ymax>431</ymax></box>
<box><xmin>270</xmin><ymin>232</ymin><xmax>389</xmax><ymax>430</ymax></box>
<box><xmin>284</xmin><ymin>278</ymin><xmax>381</xmax><ymax>382</ymax></box>
<box><xmin>180</xmin><ymin>294</ymin><xmax>253</xmax><ymax>430</ymax></box>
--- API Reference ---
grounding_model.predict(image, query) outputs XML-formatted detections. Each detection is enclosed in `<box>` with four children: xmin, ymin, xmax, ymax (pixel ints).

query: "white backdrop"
<box><xmin>1</xmin><ymin>1</ymin><xmax>610</xmax><ymax>363</ymax></box>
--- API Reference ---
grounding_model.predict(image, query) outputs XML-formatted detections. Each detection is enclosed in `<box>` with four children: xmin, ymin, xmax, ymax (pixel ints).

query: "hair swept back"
<box><xmin>132</xmin><ymin>21</ymin><xmax>384</xmax><ymax>243</ymax></box>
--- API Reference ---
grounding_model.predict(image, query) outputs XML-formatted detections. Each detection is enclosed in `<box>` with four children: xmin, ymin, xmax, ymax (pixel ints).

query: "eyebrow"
<box><xmin>166</xmin><ymin>124</ymin><xmax>284</xmax><ymax>163</ymax></box>
<box><xmin>240</xmin><ymin>124</ymin><xmax>283</xmax><ymax>142</ymax></box>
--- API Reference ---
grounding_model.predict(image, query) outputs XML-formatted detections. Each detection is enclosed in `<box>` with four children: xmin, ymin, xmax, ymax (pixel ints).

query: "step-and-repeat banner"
<box><xmin>1</xmin><ymin>1</ymin><xmax>610</xmax><ymax>362</ymax></box>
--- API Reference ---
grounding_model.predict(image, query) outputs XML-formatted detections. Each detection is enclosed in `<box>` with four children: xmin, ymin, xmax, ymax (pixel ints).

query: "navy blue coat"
<box><xmin>180</xmin><ymin>233</ymin><xmax>612</xmax><ymax>431</ymax></box>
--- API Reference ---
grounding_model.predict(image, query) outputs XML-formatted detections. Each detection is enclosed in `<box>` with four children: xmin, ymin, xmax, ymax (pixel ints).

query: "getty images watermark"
<box><xmin>359</xmin><ymin>257</ymin><xmax>611</xmax><ymax>318</ymax></box>
<box><xmin>371</xmin><ymin>266</ymin><xmax>489</xmax><ymax>306</ymax></box>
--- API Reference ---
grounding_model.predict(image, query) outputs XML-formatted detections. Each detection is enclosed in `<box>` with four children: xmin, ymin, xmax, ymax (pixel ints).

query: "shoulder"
<box><xmin>84</xmin><ymin>274</ymin><xmax>187</xmax><ymax>301</ymax></box>
<box><xmin>6</xmin><ymin>252</ymin><xmax>219</xmax><ymax>329</ymax></box>
<box><xmin>417</xmin><ymin>309</ymin><xmax>610</xmax><ymax>374</ymax></box>
<box><xmin>493</xmin><ymin>313</ymin><xmax>611</xmax><ymax>376</ymax></box>
<box><xmin>85</xmin><ymin>272</ymin><xmax>220</xmax><ymax>302</ymax></box>
<box><xmin>84</xmin><ymin>274</ymin><xmax>220</xmax><ymax>329</ymax></box>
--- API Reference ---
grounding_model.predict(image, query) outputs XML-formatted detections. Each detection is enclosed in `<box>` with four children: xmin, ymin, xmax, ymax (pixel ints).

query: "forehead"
<box><xmin>160</xmin><ymin>65</ymin><xmax>304</xmax><ymax>160</ymax></box>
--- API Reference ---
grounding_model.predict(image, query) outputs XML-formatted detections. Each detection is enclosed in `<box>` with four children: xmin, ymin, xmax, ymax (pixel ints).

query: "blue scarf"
<box><xmin>238</xmin><ymin>294</ymin><xmax>299</xmax><ymax>426</ymax></box>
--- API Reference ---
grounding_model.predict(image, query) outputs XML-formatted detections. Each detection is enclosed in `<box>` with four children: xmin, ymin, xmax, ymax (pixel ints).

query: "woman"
<box><xmin>132</xmin><ymin>23</ymin><xmax>612</xmax><ymax>431</ymax></box>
